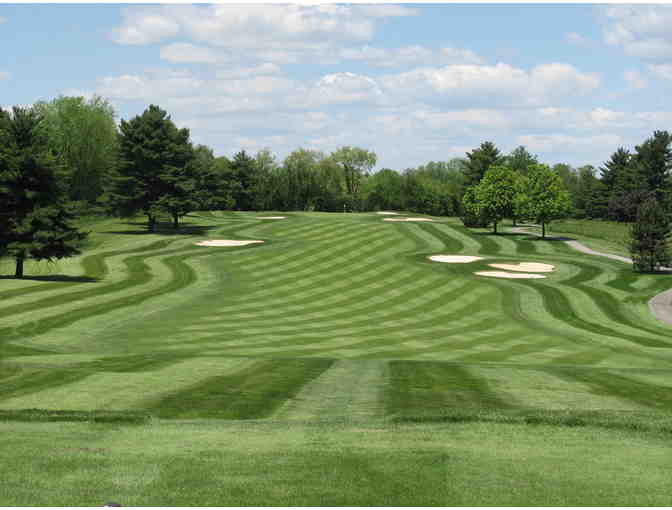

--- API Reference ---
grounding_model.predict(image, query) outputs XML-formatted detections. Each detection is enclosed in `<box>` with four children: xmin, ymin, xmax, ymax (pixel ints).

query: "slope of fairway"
<box><xmin>1</xmin><ymin>212</ymin><xmax>672</xmax><ymax>505</ymax></box>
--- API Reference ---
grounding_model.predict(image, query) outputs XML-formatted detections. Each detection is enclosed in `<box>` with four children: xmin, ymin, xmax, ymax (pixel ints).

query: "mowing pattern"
<box><xmin>1</xmin><ymin>212</ymin><xmax>672</xmax><ymax>419</ymax></box>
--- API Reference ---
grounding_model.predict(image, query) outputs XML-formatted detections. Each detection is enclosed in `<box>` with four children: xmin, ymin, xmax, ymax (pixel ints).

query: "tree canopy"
<box><xmin>110</xmin><ymin>104</ymin><xmax>195</xmax><ymax>231</ymax></box>
<box><xmin>0</xmin><ymin>106</ymin><xmax>87</xmax><ymax>278</ymax></box>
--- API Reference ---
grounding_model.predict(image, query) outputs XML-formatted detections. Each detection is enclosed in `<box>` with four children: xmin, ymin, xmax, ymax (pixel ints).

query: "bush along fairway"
<box><xmin>1</xmin><ymin>212</ymin><xmax>672</xmax><ymax>506</ymax></box>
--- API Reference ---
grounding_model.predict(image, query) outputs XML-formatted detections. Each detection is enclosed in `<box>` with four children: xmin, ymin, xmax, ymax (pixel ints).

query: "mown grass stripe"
<box><xmin>145</xmin><ymin>358</ymin><xmax>335</xmax><ymax>419</ymax></box>
<box><xmin>385</xmin><ymin>361</ymin><xmax>514</xmax><ymax>418</ymax></box>
<box><xmin>273</xmin><ymin>360</ymin><xmax>388</xmax><ymax>420</ymax></box>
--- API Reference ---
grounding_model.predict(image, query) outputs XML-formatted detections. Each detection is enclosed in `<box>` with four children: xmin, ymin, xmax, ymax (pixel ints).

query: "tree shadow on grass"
<box><xmin>0</xmin><ymin>274</ymin><xmax>100</xmax><ymax>282</ymax></box>
<box><xmin>102</xmin><ymin>222</ymin><xmax>217</xmax><ymax>236</ymax></box>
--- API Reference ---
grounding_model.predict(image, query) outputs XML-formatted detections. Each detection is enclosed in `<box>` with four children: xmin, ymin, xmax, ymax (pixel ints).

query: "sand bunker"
<box><xmin>196</xmin><ymin>240</ymin><xmax>264</xmax><ymax>247</ymax></box>
<box><xmin>376</xmin><ymin>211</ymin><xmax>399</xmax><ymax>215</ymax></box>
<box><xmin>383</xmin><ymin>217</ymin><xmax>434</xmax><ymax>222</ymax></box>
<box><xmin>488</xmin><ymin>262</ymin><xmax>555</xmax><ymax>273</ymax></box>
<box><xmin>256</xmin><ymin>216</ymin><xmax>286</xmax><ymax>219</ymax></box>
<box><xmin>429</xmin><ymin>255</ymin><xmax>484</xmax><ymax>263</ymax></box>
<box><xmin>475</xmin><ymin>271</ymin><xmax>546</xmax><ymax>279</ymax></box>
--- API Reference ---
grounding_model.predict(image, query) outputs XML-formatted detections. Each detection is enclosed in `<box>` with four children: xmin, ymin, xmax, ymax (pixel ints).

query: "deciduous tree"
<box><xmin>522</xmin><ymin>164</ymin><xmax>572</xmax><ymax>238</ymax></box>
<box><xmin>34</xmin><ymin>95</ymin><xmax>118</xmax><ymax>207</ymax></box>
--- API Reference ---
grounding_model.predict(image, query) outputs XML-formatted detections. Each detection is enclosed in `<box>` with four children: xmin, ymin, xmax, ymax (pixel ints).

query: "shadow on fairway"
<box><xmin>0</xmin><ymin>275</ymin><xmax>100</xmax><ymax>283</ymax></box>
<box><xmin>102</xmin><ymin>222</ymin><xmax>216</xmax><ymax>236</ymax></box>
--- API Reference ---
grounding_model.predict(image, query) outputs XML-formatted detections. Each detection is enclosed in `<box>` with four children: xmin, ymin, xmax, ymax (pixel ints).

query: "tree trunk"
<box><xmin>15</xmin><ymin>255</ymin><xmax>24</xmax><ymax>279</ymax></box>
<box><xmin>493</xmin><ymin>221</ymin><xmax>498</xmax><ymax>234</ymax></box>
<box><xmin>148</xmin><ymin>214</ymin><xmax>156</xmax><ymax>233</ymax></box>
<box><xmin>512</xmin><ymin>216</ymin><xmax>517</xmax><ymax>227</ymax></box>
<box><xmin>173</xmin><ymin>213</ymin><xmax>179</xmax><ymax>229</ymax></box>
<box><xmin>542</xmin><ymin>222</ymin><xmax>546</xmax><ymax>239</ymax></box>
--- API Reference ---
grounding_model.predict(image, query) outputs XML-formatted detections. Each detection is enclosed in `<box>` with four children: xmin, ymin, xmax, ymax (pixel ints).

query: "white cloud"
<box><xmin>113</xmin><ymin>5</ymin><xmax>375</xmax><ymax>50</ymax></box>
<box><xmin>0</xmin><ymin>71</ymin><xmax>10</xmax><ymax>80</ymax></box>
<box><xmin>113</xmin><ymin>7</ymin><xmax>180</xmax><ymax>45</ymax></box>
<box><xmin>354</xmin><ymin>5</ymin><xmax>419</xmax><ymax>18</ymax></box>
<box><xmin>380</xmin><ymin>62</ymin><xmax>600</xmax><ymax>107</ymax></box>
<box><xmin>292</xmin><ymin>72</ymin><xmax>384</xmax><ymax>108</ymax></box>
<box><xmin>159</xmin><ymin>43</ymin><xmax>221</xmax><ymax>64</ymax></box>
<box><xmin>0</xmin><ymin>16</ymin><xmax>6</xmax><ymax>24</ymax></box>
<box><xmin>623</xmin><ymin>69</ymin><xmax>647</xmax><ymax>89</ymax></box>
<box><xmin>517</xmin><ymin>133</ymin><xmax>624</xmax><ymax>153</ymax></box>
<box><xmin>648</xmin><ymin>63</ymin><xmax>672</xmax><ymax>80</ymax></box>
<box><xmin>214</xmin><ymin>76</ymin><xmax>296</xmax><ymax>97</ymax></box>
<box><xmin>218</xmin><ymin>63</ymin><xmax>281</xmax><ymax>79</ymax></box>
<box><xmin>339</xmin><ymin>45</ymin><xmax>484</xmax><ymax>68</ymax></box>
<box><xmin>97</xmin><ymin>70</ymin><xmax>203</xmax><ymax>101</ymax></box>
<box><xmin>603</xmin><ymin>5</ymin><xmax>672</xmax><ymax>60</ymax></box>
<box><xmin>412</xmin><ymin>109</ymin><xmax>510</xmax><ymax>130</ymax></box>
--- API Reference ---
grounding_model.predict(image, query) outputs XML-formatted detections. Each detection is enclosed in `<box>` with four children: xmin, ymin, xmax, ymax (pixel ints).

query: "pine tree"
<box><xmin>0</xmin><ymin>107</ymin><xmax>87</xmax><ymax>278</ymax></box>
<box><xmin>229</xmin><ymin>150</ymin><xmax>258</xmax><ymax>211</ymax></box>
<box><xmin>110</xmin><ymin>105</ymin><xmax>195</xmax><ymax>231</ymax></box>
<box><xmin>632</xmin><ymin>130</ymin><xmax>672</xmax><ymax>211</ymax></box>
<box><xmin>629</xmin><ymin>197</ymin><xmax>671</xmax><ymax>273</ymax></box>
<box><xmin>463</xmin><ymin>141</ymin><xmax>504</xmax><ymax>187</ymax></box>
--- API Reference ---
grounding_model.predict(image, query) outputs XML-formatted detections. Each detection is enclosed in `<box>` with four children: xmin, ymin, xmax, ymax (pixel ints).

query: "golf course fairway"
<box><xmin>1</xmin><ymin>212</ymin><xmax>671</xmax><ymax>506</ymax></box>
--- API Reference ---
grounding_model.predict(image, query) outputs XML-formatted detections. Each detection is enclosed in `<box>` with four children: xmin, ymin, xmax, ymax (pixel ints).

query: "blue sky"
<box><xmin>1</xmin><ymin>3</ymin><xmax>671</xmax><ymax>171</ymax></box>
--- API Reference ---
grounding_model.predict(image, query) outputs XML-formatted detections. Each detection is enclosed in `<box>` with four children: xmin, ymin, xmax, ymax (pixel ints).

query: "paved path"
<box><xmin>509</xmin><ymin>227</ymin><xmax>672</xmax><ymax>327</ymax></box>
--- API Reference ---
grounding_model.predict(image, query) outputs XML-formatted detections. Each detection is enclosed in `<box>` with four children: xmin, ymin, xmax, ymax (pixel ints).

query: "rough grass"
<box><xmin>1</xmin><ymin>211</ymin><xmax>672</xmax><ymax>505</ymax></box>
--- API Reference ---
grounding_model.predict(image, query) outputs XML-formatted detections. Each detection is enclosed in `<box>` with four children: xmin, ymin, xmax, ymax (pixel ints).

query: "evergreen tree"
<box><xmin>463</xmin><ymin>141</ymin><xmax>504</xmax><ymax>187</ymax></box>
<box><xmin>632</xmin><ymin>130</ymin><xmax>672</xmax><ymax>207</ymax></box>
<box><xmin>110</xmin><ymin>105</ymin><xmax>195</xmax><ymax>231</ymax></box>
<box><xmin>0</xmin><ymin>107</ymin><xmax>87</xmax><ymax>278</ymax></box>
<box><xmin>229</xmin><ymin>150</ymin><xmax>258</xmax><ymax>211</ymax></box>
<box><xmin>600</xmin><ymin>147</ymin><xmax>631</xmax><ymax>193</ymax></box>
<box><xmin>629</xmin><ymin>197</ymin><xmax>671</xmax><ymax>273</ymax></box>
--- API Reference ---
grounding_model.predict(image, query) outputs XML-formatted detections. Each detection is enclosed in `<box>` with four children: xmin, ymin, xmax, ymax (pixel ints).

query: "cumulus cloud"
<box><xmin>517</xmin><ymin>133</ymin><xmax>624</xmax><ymax>153</ymax></box>
<box><xmin>218</xmin><ymin>63</ymin><xmax>281</xmax><ymax>79</ymax></box>
<box><xmin>112</xmin><ymin>5</ymin><xmax>379</xmax><ymax>49</ymax></box>
<box><xmin>291</xmin><ymin>72</ymin><xmax>384</xmax><ymax>108</ymax></box>
<box><xmin>97</xmin><ymin>70</ymin><xmax>203</xmax><ymax>101</ymax></box>
<box><xmin>380</xmin><ymin>62</ymin><xmax>600</xmax><ymax>107</ymax></box>
<box><xmin>603</xmin><ymin>5</ymin><xmax>672</xmax><ymax>60</ymax></box>
<box><xmin>160</xmin><ymin>43</ymin><xmax>221</xmax><ymax>64</ymax></box>
<box><xmin>354</xmin><ymin>5</ymin><xmax>419</xmax><ymax>18</ymax></box>
<box><xmin>112</xmin><ymin>7</ymin><xmax>180</xmax><ymax>45</ymax></box>
<box><xmin>339</xmin><ymin>45</ymin><xmax>484</xmax><ymax>68</ymax></box>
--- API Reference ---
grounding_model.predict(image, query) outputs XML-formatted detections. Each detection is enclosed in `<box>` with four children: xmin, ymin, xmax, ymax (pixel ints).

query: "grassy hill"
<box><xmin>1</xmin><ymin>212</ymin><xmax>671</xmax><ymax>505</ymax></box>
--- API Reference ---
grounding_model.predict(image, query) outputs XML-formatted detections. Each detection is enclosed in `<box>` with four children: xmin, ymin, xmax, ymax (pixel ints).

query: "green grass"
<box><xmin>533</xmin><ymin>219</ymin><xmax>632</xmax><ymax>257</ymax></box>
<box><xmin>1</xmin><ymin>211</ymin><xmax>672</xmax><ymax>505</ymax></box>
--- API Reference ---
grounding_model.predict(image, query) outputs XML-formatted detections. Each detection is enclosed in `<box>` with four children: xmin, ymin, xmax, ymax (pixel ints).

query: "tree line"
<box><xmin>1</xmin><ymin>96</ymin><xmax>670</xmax><ymax>277</ymax></box>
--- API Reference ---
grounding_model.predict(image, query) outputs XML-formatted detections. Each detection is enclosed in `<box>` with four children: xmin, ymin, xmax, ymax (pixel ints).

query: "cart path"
<box><xmin>509</xmin><ymin>227</ymin><xmax>672</xmax><ymax>327</ymax></box>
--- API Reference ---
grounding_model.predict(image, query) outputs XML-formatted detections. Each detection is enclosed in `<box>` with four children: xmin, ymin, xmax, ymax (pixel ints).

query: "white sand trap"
<box><xmin>475</xmin><ymin>271</ymin><xmax>546</xmax><ymax>279</ymax></box>
<box><xmin>488</xmin><ymin>262</ymin><xmax>555</xmax><ymax>273</ymax></box>
<box><xmin>196</xmin><ymin>240</ymin><xmax>264</xmax><ymax>247</ymax></box>
<box><xmin>383</xmin><ymin>217</ymin><xmax>434</xmax><ymax>222</ymax></box>
<box><xmin>429</xmin><ymin>255</ymin><xmax>484</xmax><ymax>264</ymax></box>
<box><xmin>376</xmin><ymin>211</ymin><xmax>399</xmax><ymax>215</ymax></box>
<box><xmin>256</xmin><ymin>216</ymin><xmax>286</xmax><ymax>219</ymax></box>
